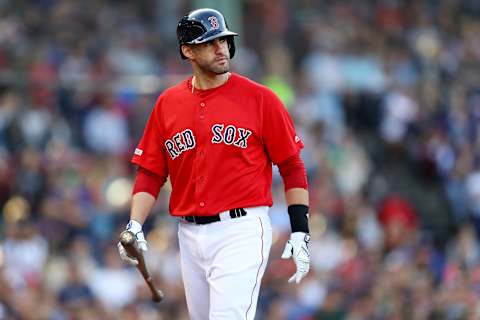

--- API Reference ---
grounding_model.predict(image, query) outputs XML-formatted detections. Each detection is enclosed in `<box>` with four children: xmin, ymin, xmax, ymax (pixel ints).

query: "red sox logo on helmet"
<box><xmin>208</xmin><ymin>16</ymin><xmax>219</xmax><ymax>30</ymax></box>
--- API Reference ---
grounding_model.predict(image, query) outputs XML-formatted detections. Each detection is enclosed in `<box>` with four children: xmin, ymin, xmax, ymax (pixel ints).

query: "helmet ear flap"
<box><xmin>177</xmin><ymin>22</ymin><xmax>205</xmax><ymax>45</ymax></box>
<box><xmin>227</xmin><ymin>36</ymin><xmax>235</xmax><ymax>59</ymax></box>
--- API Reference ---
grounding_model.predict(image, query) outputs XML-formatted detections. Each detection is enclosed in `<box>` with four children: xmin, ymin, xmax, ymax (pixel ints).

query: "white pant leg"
<box><xmin>206</xmin><ymin>208</ymin><xmax>272</xmax><ymax>320</ymax></box>
<box><xmin>178</xmin><ymin>224</ymin><xmax>210</xmax><ymax>320</ymax></box>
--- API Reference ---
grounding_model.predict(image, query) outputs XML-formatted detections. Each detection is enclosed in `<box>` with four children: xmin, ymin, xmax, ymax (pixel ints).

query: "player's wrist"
<box><xmin>290</xmin><ymin>232</ymin><xmax>310</xmax><ymax>243</ymax></box>
<box><xmin>126</xmin><ymin>219</ymin><xmax>143</xmax><ymax>234</ymax></box>
<box><xmin>287</xmin><ymin>205</ymin><xmax>310</xmax><ymax>233</ymax></box>
<box><xmin>126</xmin><ymin>219</ymin><xmax>148</xmax><ymax>251</ymax></box>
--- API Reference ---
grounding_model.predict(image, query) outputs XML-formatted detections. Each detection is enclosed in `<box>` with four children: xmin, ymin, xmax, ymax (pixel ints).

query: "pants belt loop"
<box><xmin>229</xmin><ymin>208</ymin><xmax>247</xmax><ymax>219</ymax></box>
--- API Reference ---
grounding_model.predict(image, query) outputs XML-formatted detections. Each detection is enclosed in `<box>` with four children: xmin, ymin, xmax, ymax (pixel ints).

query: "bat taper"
<box><xmin>119</xmin><ymin>230</ymin><xmax>164</xmax><ymax>303</ymax></box>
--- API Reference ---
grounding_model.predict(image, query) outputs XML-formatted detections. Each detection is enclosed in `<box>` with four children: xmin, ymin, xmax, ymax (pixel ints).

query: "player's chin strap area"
<box><xmin>181</xmin><ymin>207</ymin><xmax>247</xmax><ymax>225</ymax></box>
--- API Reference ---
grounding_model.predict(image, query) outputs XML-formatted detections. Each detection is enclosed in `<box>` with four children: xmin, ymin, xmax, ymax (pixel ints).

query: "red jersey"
<box><xmin>131</xmin><ymin>73</ymin><xmax>303</xmax><ymax>216</ymax></box>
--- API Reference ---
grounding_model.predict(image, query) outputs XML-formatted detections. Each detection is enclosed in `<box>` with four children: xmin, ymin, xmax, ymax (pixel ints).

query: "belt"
<box><xmin>181</xmin><ymin>208</ymin><xmax>247</xmax><ymax>225</ymax></box>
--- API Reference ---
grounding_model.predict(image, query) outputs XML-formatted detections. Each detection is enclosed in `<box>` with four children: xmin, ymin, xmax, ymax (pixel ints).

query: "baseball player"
<box><xmin>118</xmin><ymin>8</ymin><xmax>310</xmax><ymax>320</ymax></box>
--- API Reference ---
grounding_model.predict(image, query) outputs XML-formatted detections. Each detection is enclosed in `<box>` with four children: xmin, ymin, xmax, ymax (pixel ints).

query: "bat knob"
<box><xmin>119</xmin><ymin>230</ymin><xmax>135</xmax><ymax>246</ymax></box>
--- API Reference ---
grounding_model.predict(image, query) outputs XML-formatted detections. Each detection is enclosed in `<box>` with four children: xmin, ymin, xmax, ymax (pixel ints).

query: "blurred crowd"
<box><xmin>1</xmin><ymin>0</ymin><xmax>480</xmax><ymax>319</ymax></box>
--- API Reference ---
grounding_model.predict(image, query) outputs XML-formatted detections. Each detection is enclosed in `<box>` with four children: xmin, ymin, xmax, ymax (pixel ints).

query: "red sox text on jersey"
<box><xmin>165</xmin><ymin>125</ymin><xmax>253</xmax><ymax>160</ymax></box>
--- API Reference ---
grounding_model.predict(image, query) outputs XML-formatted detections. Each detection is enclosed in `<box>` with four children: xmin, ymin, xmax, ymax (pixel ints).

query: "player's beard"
<box><xmin>198</xmin><ymin>56</ymin><xmax>230</xmax><ymax>75</ymax></box>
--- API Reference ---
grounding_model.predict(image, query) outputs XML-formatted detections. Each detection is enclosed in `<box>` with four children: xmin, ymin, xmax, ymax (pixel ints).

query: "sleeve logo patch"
<box><xmin>295</xmin><ymin>135</ymin><xmax>301</xmax><ymax>143</ymax></box>
<box><xmin>134</xmin><ymin>148</ymin><xmax>143</xmax><ymax>156</ymax></box>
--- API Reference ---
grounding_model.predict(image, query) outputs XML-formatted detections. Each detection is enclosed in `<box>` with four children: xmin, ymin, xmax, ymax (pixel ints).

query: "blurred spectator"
<box><xmin>57</xmin><ymin>259</ymin><xmax>95</xmax><ymax>318</ymax></box>
<box><xmin>83</xmin><ymin>92</ymin><xmax>130</xmax><ymax>155</ymax></box>
<box><xmin>379</xmin><ymin>87</ymin><xmax>418</xmax><ymax>144</ymax></box>
<box><xmin>378</xmin><ymin>195</ymin><xmax>419</xmax><ymax>250</ymax></box>
<box><xmin>2</xmin><ymin>217</ymin><xmax>48</xmax><ymax>291</ymax></box>
<box><xmin>87</xmin><ymin>245</ymin><xmax>139</xmax><ymax>310</ymax></box>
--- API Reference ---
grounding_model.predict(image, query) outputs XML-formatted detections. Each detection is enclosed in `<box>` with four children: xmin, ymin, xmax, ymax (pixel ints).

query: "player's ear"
<box><xmin>181</xmin><ymin>45</ymin><xmax>194</xmax><ymax>60</ymax></box>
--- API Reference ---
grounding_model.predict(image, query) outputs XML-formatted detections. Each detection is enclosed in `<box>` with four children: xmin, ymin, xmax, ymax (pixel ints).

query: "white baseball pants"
<box><xmin>178</xmin><ymin>206</ymin><xmax>272</xmax><ymax>320</ymax></box>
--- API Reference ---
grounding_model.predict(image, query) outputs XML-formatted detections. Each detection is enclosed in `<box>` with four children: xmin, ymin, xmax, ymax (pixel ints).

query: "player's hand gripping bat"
<box><xmin>119</xmin><ymin>230</ymin><xmax>164</xmax><ymax>303</ymax></box>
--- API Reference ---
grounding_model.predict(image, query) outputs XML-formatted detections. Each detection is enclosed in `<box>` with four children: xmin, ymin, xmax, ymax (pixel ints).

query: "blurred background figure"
<box><xmin>0</xmin><ymin>0</ymin><xmax>480</xmax><ymax>318</ymax></box>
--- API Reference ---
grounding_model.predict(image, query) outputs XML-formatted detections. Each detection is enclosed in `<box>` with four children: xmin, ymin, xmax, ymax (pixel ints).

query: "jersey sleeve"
<box><xmin>262</xmin><ymin>88</ymin><xmax>304</xmax><ymax>165</ymax></box>
<box><xmin>131</xmin><ymin>97</ymin><xmax>169</xmax><ymax>178</ymax></box>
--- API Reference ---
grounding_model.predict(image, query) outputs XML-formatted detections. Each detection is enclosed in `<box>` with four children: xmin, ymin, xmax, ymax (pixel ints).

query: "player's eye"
<box><xmin>205</xmin><ymin>39</ymin><xmax>219</xmax><ymax>46</ymax></box>
<box><xmin>204</xmin><ymin>38</ymin><xmax>226</xmax><ymax>47</ymax></box>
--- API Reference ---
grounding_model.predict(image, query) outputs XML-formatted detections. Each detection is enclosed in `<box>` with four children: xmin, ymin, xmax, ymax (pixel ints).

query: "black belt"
<box><xmin>182</xmin><ymin>208</ymin><xmax>247</xmax><ymax>225</ymax></box>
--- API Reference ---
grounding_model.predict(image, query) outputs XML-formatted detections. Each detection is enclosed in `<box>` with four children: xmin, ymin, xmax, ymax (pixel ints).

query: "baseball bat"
<box><xmin>119</xmin><ymin>230</ymin><xmax>164</xmax><ymax>303</ymax></box>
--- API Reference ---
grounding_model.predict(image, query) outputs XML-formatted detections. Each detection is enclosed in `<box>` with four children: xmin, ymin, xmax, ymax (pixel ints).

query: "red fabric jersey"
<box><xmin>131</xmin><ymin>73</ymin><xmax>304</xmax><ymax>216</ymax></box>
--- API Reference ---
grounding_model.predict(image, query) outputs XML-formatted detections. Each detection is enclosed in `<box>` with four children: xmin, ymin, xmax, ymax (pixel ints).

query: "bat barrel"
<box><xmin>146</xmin><ymin>277</ymin><xmax>163</xmax><ymax>302</ymax></box>
<box><xmin>152</xmin><ymin>289</ymin><xmax>165</xmax><ymax>302</ymax></box>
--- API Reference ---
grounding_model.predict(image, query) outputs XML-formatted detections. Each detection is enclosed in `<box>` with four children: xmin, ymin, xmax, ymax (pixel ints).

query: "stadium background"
<box><xmin>1</xmin><ymin>0</ymin><xmax>480</xmax><ymax>319</ymax></box>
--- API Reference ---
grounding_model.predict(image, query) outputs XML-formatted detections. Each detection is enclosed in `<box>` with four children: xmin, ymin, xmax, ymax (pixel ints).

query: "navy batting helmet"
<box><xmin>177</xmin><ymin>8</ymin><xmax>238</xmax><ymax>59</ymax></box>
